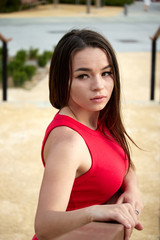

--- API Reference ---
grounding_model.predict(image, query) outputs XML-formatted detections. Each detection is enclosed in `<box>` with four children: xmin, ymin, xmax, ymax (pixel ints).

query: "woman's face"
<box><xmin>68</xmin><ymin>47</ymin><xmax>114</xmax><ymax>113</ymax></box>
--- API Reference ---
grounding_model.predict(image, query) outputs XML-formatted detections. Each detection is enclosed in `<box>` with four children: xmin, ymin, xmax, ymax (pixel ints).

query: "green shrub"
<box><xmin>13</xmin><ymin>71</ymin><xmax>28</xmax><ymax>87</ymax></box>
<box><xmin>43</xmin><ymin>51</ymin><xmax>52</xmax><ymax>61</ymax></box>
<box><xmin>0</xmin><ymin>67</ymin><xmax>2</xmax><ymax>83</ymax></box>
<box><xmin>37</xmin><ymin>50</ymin><xmax>52</xmax><ymax>67</ymax></box>
<box><xmin>37</xmin><ymin>54</ymin><xmax>48</xmax><ymax>67</ymax></box>
<box><xmin>7</xmin><ymin>49</ymin><xmax>38</xmax><ymax>86</ymax></box>
<box><xmin>0</xmin><ymin>0</ymin><xmax>134</xmax><ymax>13</ymax></box>
<box><xmin>15</xmin><ymin>49</ymin><xmax>28</xmax><ymax>63</ymax></box>
<box><xmin>60</xmin><ymin>0</ymin><xmax>134</xmax><ymax>5</ymax></box>
<box><xmin>0</xmin><ymin>0</ymin><xmax>21</xmax><ymax>13</ymax></box>
<box><xmin>24</xmin><ymin>65</ymin><xmax>37</xmax><ymax>80</ymax></box>
<box><xmin>0</xmin><ymin>0</ymin><xmax>55</xmax><ymax>13</ymax></box>
<box><xmin>0</xmin><ymin>47</ymin><xmax>2</xmax><ymax>56</ymax></box>
<box><xmin>8</xmin><ymin>59</ymin><xmax>24</xmax><ymax>76</ymax></box>
<box><xmin>28</xmin><ymin>47</ymin><xmax>39</xmax><ymax>59</ymax></box>
<box><xmin>5</xmin><ymin>47</ymin><xmax>54</xmax><ymax>87</ymax></box>
<box><xmin>104</xmin><ymin>0</ymin><xmax>134</xmax><ymax>6</ymax></box>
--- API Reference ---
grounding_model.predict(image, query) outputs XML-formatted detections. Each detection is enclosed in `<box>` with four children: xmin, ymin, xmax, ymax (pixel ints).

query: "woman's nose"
<box><xmin>91</xmin><ymin>76</ymin><xmax>104</xmax><ymax>91</ymax></box>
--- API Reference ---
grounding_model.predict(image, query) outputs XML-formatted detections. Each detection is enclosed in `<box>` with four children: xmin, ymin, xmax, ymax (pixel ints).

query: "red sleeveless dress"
<box><xmin>32</xmin><ymin>113</ymin><xmax>128</xmax><ymax>240</ymax></box>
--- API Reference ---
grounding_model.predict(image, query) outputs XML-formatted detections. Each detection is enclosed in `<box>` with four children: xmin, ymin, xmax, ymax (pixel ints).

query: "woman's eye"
<box><xmin>77</xmin><ymin>74</ymin><xmax>88</xmax><ymax>79</ymax></box>
<box><xmin>102</xmin><ymin>71</ymin><xmax>112</xmax><ymax>77</ymax></box>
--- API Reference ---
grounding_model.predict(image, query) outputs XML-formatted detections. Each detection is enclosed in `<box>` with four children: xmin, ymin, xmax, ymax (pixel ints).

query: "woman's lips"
<box><xmin>90</xmin><ymin>96</ymin><xmax>106</xmax><ymax>103</ymax></box>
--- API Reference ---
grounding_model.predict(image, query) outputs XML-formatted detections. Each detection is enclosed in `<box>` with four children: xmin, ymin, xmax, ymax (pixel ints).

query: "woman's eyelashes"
<box><xmin>76</xmin><ymin>74</ymin><xmax>88</xmax><ymax>79</ymax></box>
<box><xmin>76</xmin><ymin>71</ymin><xmax>112</xmax><ymax>80</ymax></box>
<box><xmin>102</xmin><ymin>71</ymin><xmax>112</xmax><ymax>77</ymax></box>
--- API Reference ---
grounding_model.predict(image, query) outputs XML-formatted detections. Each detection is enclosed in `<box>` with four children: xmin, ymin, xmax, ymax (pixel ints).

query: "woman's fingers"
<box><xmin>135</xmin><ymin>221</ymin><xmax>143</xmax><ymax>231</ymax></box>
<box><xmin>122</xmin><ymin>204</ymin><xmax>143</xmax><ymax>240</ymax></box>
<box><xmin>134</xmin><ymin>206</ymin><xmax>144</xmax><ymax>230</ymax></box>
<box><xmin>124</xmin><ymin>228</ymin><xmax>133</xmax><ymax>240</ymax></box>
<box><xmin>109</xmin><ymin>203</ymin><xmax>138</xmax><ymax>229</ymax></box>
<box><xmin>123</xmin><ymin>204</ymin><xmax>143</xmax><ymax>240</ymax></box>
<box><xmin>94</xmin><ymin>203</ymin><xmax>142</xmax><ymax>233</ymax></box>
<box><xmin>121</xmin><ymin>203</ymin><xmax>138</xmax><ymax>228</ymax></box>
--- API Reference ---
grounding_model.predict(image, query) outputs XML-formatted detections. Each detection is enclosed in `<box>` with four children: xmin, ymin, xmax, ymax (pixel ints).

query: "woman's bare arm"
<box><xmin>34</xmin><ymin>127</ymin><xmax>141</xmax><ymax>240</ymax></box>
<box><xmin>35</xmin><ymin>126</ymin><xmax>93</xmax><ymax>239</ymax></box>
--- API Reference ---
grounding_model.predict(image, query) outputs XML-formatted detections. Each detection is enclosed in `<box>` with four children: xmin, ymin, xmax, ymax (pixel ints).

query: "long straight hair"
<box><xmin>49</xmin><ymin>29</ymin><xmax>135</xmax><ymax>169</ymax></box>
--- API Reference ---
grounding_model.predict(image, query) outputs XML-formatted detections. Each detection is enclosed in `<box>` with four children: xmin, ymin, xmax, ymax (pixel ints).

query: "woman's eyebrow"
<box><xmin>74</xmin><ymin>65</ymin><xmax>111</xmax><ymax>72</ymax></box>
<box><xmin>102</xmin><ymin>65</ymin><xmax>111</xmax><ymax>70</ymax></box>
<box><xmin>74</xmin><ymin>67</ymin><xmax>90</xmax><ymax>72</ymax></box>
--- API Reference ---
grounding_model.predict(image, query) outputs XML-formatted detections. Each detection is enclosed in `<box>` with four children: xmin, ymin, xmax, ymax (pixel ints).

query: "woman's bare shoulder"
<box><xmin>47</xmin><ymin>125</ymin><xmax>83</xmax><ymax>145</ymax></box>
<box><xmin>43</xmin><ymin>126</ymin><xmax>86</xmax><ymax>166</ymax></box>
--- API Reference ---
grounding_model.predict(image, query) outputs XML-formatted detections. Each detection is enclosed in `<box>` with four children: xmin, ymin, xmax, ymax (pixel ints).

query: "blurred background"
<box><xmin>0</xmin><ymin>1</ymin><xmax>160</xmax><ymax>240</ymax></box>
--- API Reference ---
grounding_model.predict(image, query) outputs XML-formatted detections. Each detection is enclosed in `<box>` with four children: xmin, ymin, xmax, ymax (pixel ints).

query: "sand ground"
<box><xmin>0</xmin><ymin>4</ymin><xmax>123</xmax><ymax>18</ymax></box>
<box><xmin>0</xmin><ymin>4</ymin><xmax>160</xmax><ymax>240</ymax></box>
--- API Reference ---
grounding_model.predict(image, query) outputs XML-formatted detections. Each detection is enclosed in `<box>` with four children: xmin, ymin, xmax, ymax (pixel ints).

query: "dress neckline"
<box><xmin>56</xmin><ymin>112</ymin><xmax>99</xmax><ymax>134</ymax></box>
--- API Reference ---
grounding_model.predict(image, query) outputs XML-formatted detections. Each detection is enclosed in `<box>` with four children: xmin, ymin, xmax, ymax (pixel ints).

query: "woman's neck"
<box><xmin>60</xmin><ymin>106</ymin><xmax>99</xmax><ymax>130</ymax></box>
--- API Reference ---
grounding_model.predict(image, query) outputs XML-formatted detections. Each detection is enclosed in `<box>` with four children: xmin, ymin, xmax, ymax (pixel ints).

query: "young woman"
<box><xmin>33</xmin><ymin>29</ymin><xmax>143</xmax><ymax>240</ymax></box>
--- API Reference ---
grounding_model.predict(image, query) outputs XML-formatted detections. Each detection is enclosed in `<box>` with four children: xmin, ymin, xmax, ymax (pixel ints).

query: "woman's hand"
<box><xmin>115</xmin><ymin>167</ymin><xmax>144</xmax><ymax>240</ymax></box>
<box><xmin>117</xmin><ymin>167</ymin><xmax>144</xmax><ymax>215</ymax></box>
<box><xmin>117</xmin><ymin>190</ymin><xmax>143</xmax><ymax>239</ymax></box>
<box><xmin>116</xmin><ymin>187</ymin><xmax>143</xmax><ymax>216</ymax></box>
<box><xmin>90</xmin><ymin>202</ymin><xmax>142</xmax><ymax>240</ymax></box>
<box><xmin>116</xmin><ymin>187</ymin><xmax>143</xmax><ymax>235</ymax></box>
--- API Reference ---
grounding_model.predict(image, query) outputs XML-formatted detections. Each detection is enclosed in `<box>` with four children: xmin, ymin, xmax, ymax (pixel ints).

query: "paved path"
<box><xmin>0</xmin><ymin>2</ymin><xmax>160</xmax><ymax>240</ymax></box>
<box><xmin>0</xmin><ymin>2</ymin><xmax>160</xmax><ymax>55</ymax></box>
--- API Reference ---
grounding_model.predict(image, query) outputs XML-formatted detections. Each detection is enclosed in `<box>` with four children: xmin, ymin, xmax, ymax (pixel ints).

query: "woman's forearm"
<box><xmin>116</xmin><ymin>166</ymin><xmax>143</xmax><ymax>214</ymax></box>
<box><xmin>35</xmin><ymin>207</ymin><xmax>93</xmax><ymax>240</ymax></box>
<box><xmin>35</xmin><ymin>202</ymin><xmax>141</xmax><ymax>240</ymax></box>
<box><xmin>121</xmin><ymin>167</ymin><xmax>139</xmax><ymax>191</ymax></box>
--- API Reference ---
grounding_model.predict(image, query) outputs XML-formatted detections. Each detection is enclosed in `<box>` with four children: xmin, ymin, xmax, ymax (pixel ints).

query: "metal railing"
<box><xmin>150</xmin><ymin>26</ymin><xmax>160</xmax><ymax>101</ymax></box>
<box><xmin>54</xmin><ymin>222</ymin><xmax>124</xmax><ymax>240</ymax></box>
<box><xmin>0</xmin><ymin>33</ymin><xmax>12</xmax><ymax>101</ymax></box>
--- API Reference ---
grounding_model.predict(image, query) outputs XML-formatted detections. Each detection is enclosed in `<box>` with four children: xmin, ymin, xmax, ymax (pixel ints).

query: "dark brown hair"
<box><xmin>49</xmin><ymin>29</ymin><xmax>135</xmax><ymax>168</ymax></box>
